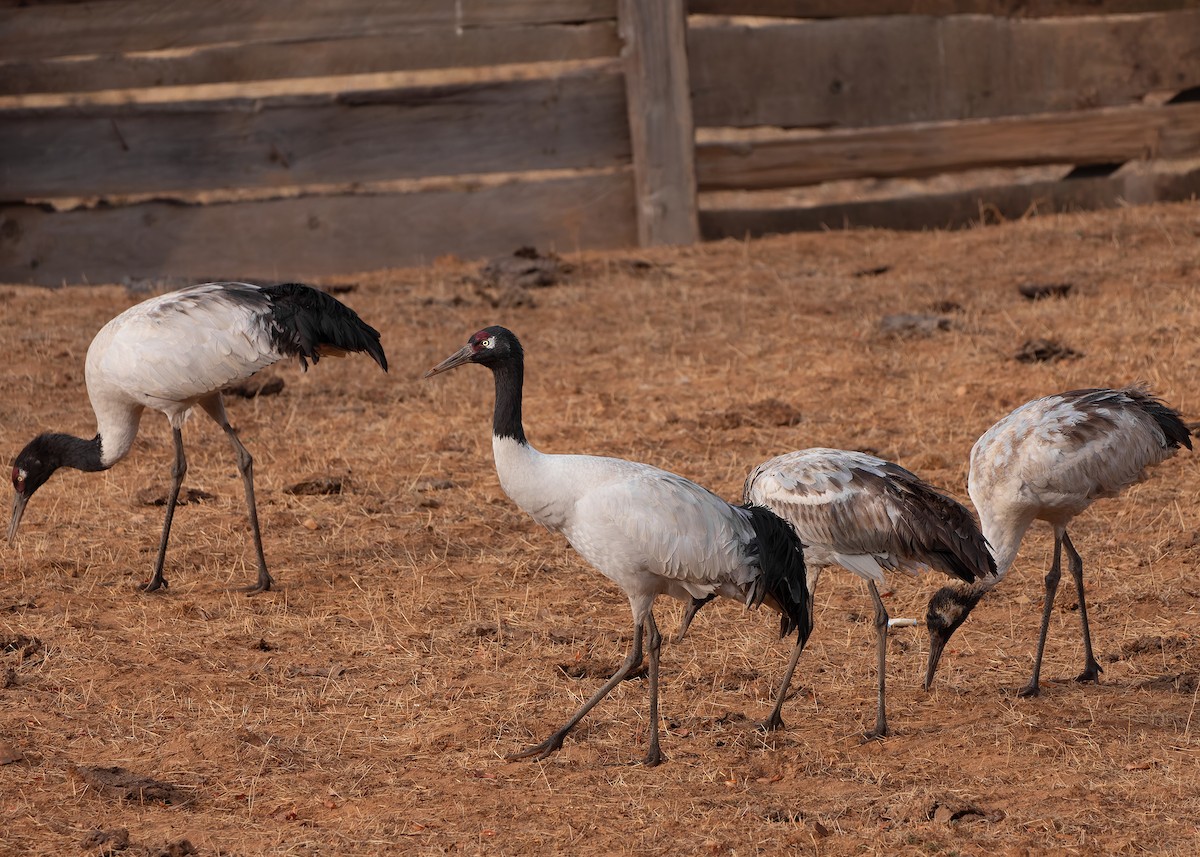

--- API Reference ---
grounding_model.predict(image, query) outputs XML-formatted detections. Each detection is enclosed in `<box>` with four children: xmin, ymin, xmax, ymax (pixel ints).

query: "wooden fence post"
<box><xmin>619</xmin><ymin>0</ymin><xmax>700</xmax><ymax>247</ymax></box>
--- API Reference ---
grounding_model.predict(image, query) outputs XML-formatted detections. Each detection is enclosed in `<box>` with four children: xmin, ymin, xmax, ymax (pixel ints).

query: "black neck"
<box><xmin>491</xmin><ymin>358</ymin><xmax>527</xmax><ymax>444</ymax></box>
<box><xmin>50</xmin><ymin>433</ymin><xmax>107</xmax><ymax>473</ymax></box>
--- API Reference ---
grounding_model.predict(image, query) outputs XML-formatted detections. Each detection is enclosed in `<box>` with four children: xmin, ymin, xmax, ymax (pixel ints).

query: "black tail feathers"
<box><xmin>262</xmin><ymin>283</ymin><xmax>388</xmax><ymax>372</ymax></box>
<box><xmin>1128</xmin><ymin>388</ymin><xmax>1193</xmax><ymax>451</ymax></box>
<box><xmin>742</xmin><ymin>504</ymin><xmax>811</xmax><ymax>648</ymax></box>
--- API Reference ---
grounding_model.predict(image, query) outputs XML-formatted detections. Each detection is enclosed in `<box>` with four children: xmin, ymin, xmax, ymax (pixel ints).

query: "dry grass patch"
<box><xmin>2</xmin><ymin>202</ymin><xmax>1200</xmax><ymax>854</ymax></box>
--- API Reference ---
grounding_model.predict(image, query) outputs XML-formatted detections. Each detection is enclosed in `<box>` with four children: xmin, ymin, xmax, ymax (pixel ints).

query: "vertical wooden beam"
<box><xmin>619</xmin><ymin>0</ymin><xmax>700</xmax><ymax>246</ymax></box>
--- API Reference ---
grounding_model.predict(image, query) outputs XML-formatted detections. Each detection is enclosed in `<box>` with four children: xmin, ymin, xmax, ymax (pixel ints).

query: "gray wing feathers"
<box><xmin>977</xmin><ymin>388</ymin><xmax>1188</xmax><ymax>506</ymax></box>
<box><xmin>746</xmin><ymin>449</ymin><xmax>990</xmax><ymax>584</ymax></box>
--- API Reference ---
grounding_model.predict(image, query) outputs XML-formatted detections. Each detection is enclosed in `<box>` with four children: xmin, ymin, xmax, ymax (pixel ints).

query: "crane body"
<box><xmin>728</xmin><ymin>448</ymin><xmax>994</xmax><ymax>737</ymax></box>
<box><xmin>925</xmin><ymin>386</ymin><xmax>1191</xmax><ymax>695</ymax></box>
<box><xmin>426</xmin><ymin>326</ymin><xmax>810</xmax><ymax>765</ymax></box>
<box><xmin>8</xmin><ymin>281</ymin><xmax>388</xmax><ymax>593</ymax></box>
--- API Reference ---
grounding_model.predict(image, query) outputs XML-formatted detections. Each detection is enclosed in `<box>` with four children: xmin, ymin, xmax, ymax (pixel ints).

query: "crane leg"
<box><xmin>1063</xmin><ymin>532</ymin><xmax>1102</xmax><ymax>684</ymax></box>
<box><xmin>865</xmin><ymin>580</ymin><xmax>890</xmax><ymax>740</ymax></box>
<box><xmin>221</xmin><ymin>423</ymin><xmax>273</xmax><ymax>594</ymax></box>
<box><xmin>643</xmin><ymin>613</ymin><xmax>665</xmax><ymax>767</ymax></box>
<box><xmin>140</xmin><ymin>427</ymin><xmax>186</xmax><ymax>593</ymax></box>
<box><xmin>507</xmin><ymin>619</ymin><xmax>646</xmax><ymax>762</ymax></box>
<box><xmin>1020</xmin><ymin>531</ymin><xmax>1064</xmax><ymax>697</ymax></box>
<box><xmin>761</xmin><ymin>628</ymin><xmax>810</xmax><ymax>732</ymax></box>
<box><xmin>674</xmin><ymin>594</ymin><xmax>714</xmax><ymax>643</ymax></box>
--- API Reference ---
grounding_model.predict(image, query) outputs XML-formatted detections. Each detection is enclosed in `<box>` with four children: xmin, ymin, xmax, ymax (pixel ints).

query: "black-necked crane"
<box><xmin>424</xmin><ymin>326</ymin><xmax>810</xmax><ymax>766</ymax></box>
<box><xmin>7</xmin><ymin>281</ymin><xmax>388</xmax><ymax>594</ymax></box>
<box><xmin>679</xmin><ymin>448</ymin><xmax>994</xmax><ymax>738</ymax></box>
<box><xmin>924</xmin><ymin>386</ymin><xmax>1191</xmax><ymax>697</ymax></box>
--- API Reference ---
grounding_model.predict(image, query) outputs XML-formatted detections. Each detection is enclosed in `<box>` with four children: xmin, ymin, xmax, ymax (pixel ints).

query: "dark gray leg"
<box><xmin>1063</xmin><ymin>531</ymin><xmax>1103</xmax><ymax>684</ymax></box>
<box><xmin>220</xmin><ymin>422</ymin><xmax>273</xmax><ymax>594</ymax></box>
<box><xmin>761</xmin><ymin>627</ymin><xmax>810</xmax><ymax>732</ymax></box>
<box><xmin>1020</xmin><ymin>531</ymin><xmax>1064</xmax><ymax>698</ymax></box>
<box><xmin>643</xmin><ymin>613</ymin><xmax>664</xmax><ymax>767</ymax></box>
<box><xmin>865</xmin><ymin>580</ymin><xmax>889</xmax><ymax>740</ymax></box>
<box><xmin>507</xmin><ymin>619</ymin><xmax>646</xmax><ymax>762</ymax></box>
<box><xmin>141</xmin><ymin>427</ymin><xmax>186</xmax><ymax>593</ymax></box>
<box><xmin>674</xmin><ymin>594</ymin><xmax>714</xmax><ymax>643</ymax></box>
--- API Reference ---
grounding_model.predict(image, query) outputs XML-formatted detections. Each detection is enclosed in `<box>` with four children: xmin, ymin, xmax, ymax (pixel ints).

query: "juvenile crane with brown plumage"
<box><xmin>681</xmin><ymin>448</ymin><xmax>994</xmax><ymax>738</ymax></box>
<box><xmin>924</xmin><ymin>386</ymin><xmax>1191</xmax><ymax>696</ymax></box>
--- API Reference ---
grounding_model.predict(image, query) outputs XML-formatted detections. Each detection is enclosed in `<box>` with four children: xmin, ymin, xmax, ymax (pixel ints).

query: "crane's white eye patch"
<box><xmin>481</xmin><ymin>336</ymin><xmax>496</xmax><ymax>349</ymax></box>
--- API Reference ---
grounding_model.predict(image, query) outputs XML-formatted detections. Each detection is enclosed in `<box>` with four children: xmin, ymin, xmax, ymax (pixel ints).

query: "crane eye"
<box><xmin>481</xmin><ymin>336</ymin><xmax>496</xmax><ymax>350</ymax></box>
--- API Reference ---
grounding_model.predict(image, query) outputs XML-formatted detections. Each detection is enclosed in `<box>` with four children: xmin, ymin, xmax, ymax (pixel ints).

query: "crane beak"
<box><xmin>923</xmin><ymin>631</ymin><xmax>948</xmax><ymax>691</ymax></box>
<box><xmin>7</xmin><ymin>492</ymin><xmax>28</xmax><ymax>543</ymax></box>
<box><xmin>424</xmin><ymin>344</ymin><xmax>474</xmax><ymax>378</ymax></box>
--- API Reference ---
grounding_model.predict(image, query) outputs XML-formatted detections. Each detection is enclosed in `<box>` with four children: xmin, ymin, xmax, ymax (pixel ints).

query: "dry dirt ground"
<box><xmin>2</xmin><ymin>201</ymin><xmax>1200</xmax><ymax>856</ymax></box>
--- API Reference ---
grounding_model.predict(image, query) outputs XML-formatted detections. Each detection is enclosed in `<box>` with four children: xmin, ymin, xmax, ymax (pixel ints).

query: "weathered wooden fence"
<box><xmin>1</xmin><ymin>0</ymin><xmax>1198</xmax><ymax>285</ymax></box>
<box><xmin>0</xmin><ymin>1</ymin><xmax>652</xmax><ymax>284</ymax></box>
<box><xmin>691</xmin><ymin>0</ymin><xmax>1200</xmax><ymax>239</ymax></box>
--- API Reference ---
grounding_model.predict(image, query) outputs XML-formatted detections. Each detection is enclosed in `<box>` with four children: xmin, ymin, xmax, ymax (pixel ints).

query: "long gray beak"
<box><xmin>7</xmin><ymin>492</ymin><xmax>28</xmax><ymax>543</ymax></box>
<box><xmin>424</xmin><ymin>344</ymin><xmax>474</xmax><ymax>378</ymax></box>
<box><xmin>924</xmin><ymin>632</ymin><xmax>948</xmax><ymax>691</ymax></box>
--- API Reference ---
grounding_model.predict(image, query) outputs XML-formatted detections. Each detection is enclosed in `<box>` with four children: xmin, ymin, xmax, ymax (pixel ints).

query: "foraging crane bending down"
<box><xmin>424</xmin><ymin>326</ymin><xmax>810</xmax><ymax>766</ymax></box>
<box><xmin>681</xmin><ymin>449</ymin><xmax>994</xmax><ymax>738</ymax></box>
<box><xmin>924</xmin><ymin>386</ymin><xmax>1191</xmax><ymax>697</ymax></box>
<box><xmin>8</xmin><ymin>282</ymin><xmax>388</xmax><ymax>594</ymax></box>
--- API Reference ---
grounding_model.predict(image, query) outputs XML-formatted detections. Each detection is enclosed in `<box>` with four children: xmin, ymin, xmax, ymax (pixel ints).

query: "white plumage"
<box><xmin>8</xmin><ymin>281</ymin><xmax>388</xmax><ymax>593</ymax></box>
<box><xmin>925</xmin><ymin>386</ymin><xmax>1191</xmax><ymax>695</ymax></box>
<box><xmin>502</xmin><ymin>440</ymin><xmax>787</xmax><ymax>605</ymax></box>
<box><xmin>426</xmin><ymin>326</ymin><xmax>809</xmax><ymax>766</ymax></box>
<box><xmin>86</xmin><ymin>283</ymin><xmax>286</xmax><ymax>465</ymax></box>
<box><xmin>733</xmin><ymin>448</ymin><xmax>993</xmax><ymax>737</ymax></box>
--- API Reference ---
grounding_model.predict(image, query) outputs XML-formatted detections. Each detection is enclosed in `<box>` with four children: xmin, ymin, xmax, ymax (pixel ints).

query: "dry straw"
<box><xmin>2</xmin><ymin>202</ymin><xmax>1199</xmax><ymax>855</ymax></box>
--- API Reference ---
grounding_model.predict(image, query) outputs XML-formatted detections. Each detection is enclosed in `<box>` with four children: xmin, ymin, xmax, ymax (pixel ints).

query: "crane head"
<box><xmin>7</xmin><ymin>435</ymin><xmax>63</xmax><ymax>543</ymax></box>
<box><xmin>923</xmin><ymin>583</ymin><xmax>986</xmax><ymax>691</ymax></box>
<box><xmin>424</xmin><ymin>326</ymin><xmax>522</xmax><ymax>378</ymax></box>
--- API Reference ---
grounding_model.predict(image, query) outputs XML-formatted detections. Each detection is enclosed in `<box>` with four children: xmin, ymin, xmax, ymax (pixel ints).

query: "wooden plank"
<box><xmin>0</xmin><ymin>1</ymin><xmax>119</xmax><ymax>6</ymax></box>
<box><xmin>0</xmin><ymin>71</ymin><xmax>630</xmax><ymax>200</ymax></box>
<box><xmin>699</xmin><ymin>165</ymin><xmax>1200</xmax><ymax>236</ymax></box>
<box><xmin>0</xmin><ymin>22</ymin><xmax>620</xmax><ymax>96</ymax></box>
<box><xmin>619</xmin><ymin>0</ymin><xmax>699</xmax><ymax>246</ymax></box>
<box><xmin>689</xmin><ymin>1</ymin><xmax>1200</xmax><ymax>18</ymax></box>
<box><xmin>697</xmin><ymin>102</ymin><xmax>1200</xmax><ymax>190</ymax></box>
<box><xmin>0</xmin><ymin>172</ymin><xmax>638</xmax><ymax>285</ymax></box>
<box><xmin>0</xmin><ymin>0</ymin><xmax>617</xmax><ymax>63</ymax></box>
<box><xmin>690</xmin><ymin>12</ymin><xmax>1200</xmax><ymax>129</ymax></box>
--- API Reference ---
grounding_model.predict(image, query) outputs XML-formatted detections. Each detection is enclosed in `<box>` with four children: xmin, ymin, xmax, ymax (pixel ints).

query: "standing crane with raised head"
<box><xmin>7</xmin><ymin>281</ymin><xmax>388</xmax><ymax>594</ymax></box>
<box><xmin>924</xmin><ymin>386</ymin><xmax>1191</xmax><ymax>696</ymax></box>
<box><xmin>679</xmin><ymin>448</ymin><xmax>994</xmax><ymax>738</ymax></box>
<box><xmin>425</xmin><ymin>326</ymin><xmax>810</xmax><ymax>766</ymax></box>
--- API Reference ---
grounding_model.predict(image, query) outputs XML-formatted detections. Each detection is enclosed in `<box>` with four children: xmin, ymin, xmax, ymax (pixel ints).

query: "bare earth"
<box><xmin>2</xmin><ymin>201</ymin><xmax>1200</xmax><ymax>856</ymax></box>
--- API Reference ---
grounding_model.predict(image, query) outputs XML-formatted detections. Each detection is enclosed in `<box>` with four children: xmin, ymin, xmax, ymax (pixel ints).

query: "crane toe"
<box><xmin>640</xmin><ymin>747</ymin><xmax>665</xmax><ymax>767</ymax></box>
<box><xmin>506</xmin><ymin>734</ymin><xmax>565</xmax><ymax>762</ymax></box>
<box><xmin>757</xmin><ymin>714</ymin><xmax>785</xmax><ymax>733</ymax></box>
<box><xmin>239</xmin><ymin>576</ymin><xmax>274</xmax><ymax>596</ymax></box>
